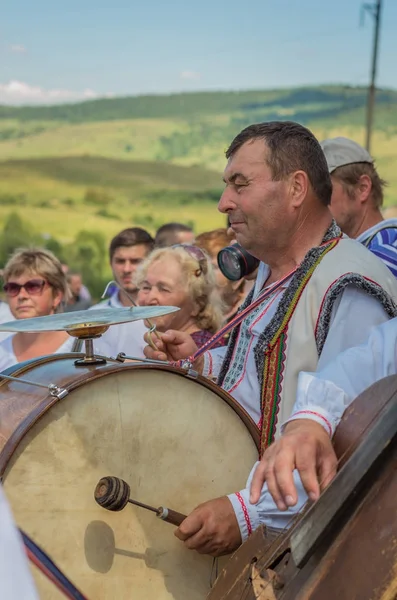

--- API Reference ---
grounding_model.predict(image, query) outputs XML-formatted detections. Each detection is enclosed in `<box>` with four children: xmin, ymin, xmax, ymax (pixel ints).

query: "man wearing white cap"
<box><xmin>321</xmin><ymin>137</ymin><xmax>397</xmax><ymax>276</ymax></box>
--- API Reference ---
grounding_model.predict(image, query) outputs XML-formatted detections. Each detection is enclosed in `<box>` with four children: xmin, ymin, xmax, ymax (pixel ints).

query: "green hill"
<box><xmin>1</xmin><ymin>84</ymin><xmax>397</xmax><ymax>244</ymax></box>
<box><xmin>1</xmin><ymin>85</ymin><xmax>397</xmax><ymax>123</ymax></box>
<box><xmin>0</xmin><ymin>156</ymin><xmax>224</xmax><ymax>241</ymax></box>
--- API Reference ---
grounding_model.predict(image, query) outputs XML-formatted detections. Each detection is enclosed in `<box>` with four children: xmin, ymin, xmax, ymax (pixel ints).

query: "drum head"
<box><xmin>2</xmin><ymin>364</ymin><xmax>259</xmax><ymax>599</ymax></box>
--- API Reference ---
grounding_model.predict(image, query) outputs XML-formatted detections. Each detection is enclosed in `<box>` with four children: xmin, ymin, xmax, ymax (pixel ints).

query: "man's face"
<box><xmin>329</xmin><ymin>176</ymin><xmax>361</xmax><ymax>237</ymax></box>
<box><xmin>218</xmin><ymin>139</ymin><xmax>291</xmax><ymax>259</ymax></box>
<box><xmin>111</xmin><ymin>244</ymin><xmax>150</xmax><ymax>292</ymax></box>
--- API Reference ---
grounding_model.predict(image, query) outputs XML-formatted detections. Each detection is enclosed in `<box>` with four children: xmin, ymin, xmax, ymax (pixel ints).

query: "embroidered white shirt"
<box><xmin>202</xmin><ymin>261</ymin><xmax>393</xmax><ymax>541</ymax></box>
<box><xmin>288</xmin><ymin>317</ymin><xmax>397</xmax><ymax>435</ymax></box>
<box><xmin>229</xmin><ymin>318</ymin><xmax>397</xmax><ymax>542</ymax></box>
<box><xmin>204</xmin><ymin>261</ymin><xmax>392</xmax><ymax>423</ymax></box>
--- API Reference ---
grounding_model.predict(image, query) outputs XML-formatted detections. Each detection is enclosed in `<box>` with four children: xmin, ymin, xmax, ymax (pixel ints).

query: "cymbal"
<box><xmin>0</xmin><ymin>306</ymin><xmax>179</xmax><ymax>335</ymax></box>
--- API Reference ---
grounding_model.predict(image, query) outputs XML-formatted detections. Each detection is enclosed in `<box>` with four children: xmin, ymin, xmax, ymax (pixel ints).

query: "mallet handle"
<box><xmin>157</xmin><ymin>506</ymin><xmax>186</xmax><ymax>526</ymax></box>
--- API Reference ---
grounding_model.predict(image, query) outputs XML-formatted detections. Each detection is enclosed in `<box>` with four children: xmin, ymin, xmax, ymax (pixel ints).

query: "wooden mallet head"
<box><xmin>94</xmin><ymin>476</ymin><xmax>131</xmax><ymax>512</ymax></box>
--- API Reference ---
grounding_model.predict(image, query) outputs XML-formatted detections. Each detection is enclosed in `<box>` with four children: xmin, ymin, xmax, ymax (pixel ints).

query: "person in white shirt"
<box><xmin>0</xmin><ymin>248</ymin><xmax>74</xmax><ymax>372</ymax></box>
<box><xmin>144</xmin><ymin>121</ymin><xmax>397</xmax><ymax>557</ymax></box>
<box><xmin>90</xmin><ymin>227</ymin><xmax>155</xmax><ymax>358</ymax></box>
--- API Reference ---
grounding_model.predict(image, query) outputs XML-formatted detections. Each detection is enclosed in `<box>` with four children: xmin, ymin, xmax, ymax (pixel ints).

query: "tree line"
<box><xmin>0</xmin><ymin>212</ymin><xmax>110</xmax><ymax>300</ymax></box>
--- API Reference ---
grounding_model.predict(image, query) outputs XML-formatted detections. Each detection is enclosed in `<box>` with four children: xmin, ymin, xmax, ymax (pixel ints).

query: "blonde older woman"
<box><xmin>136</xmin><ymin>244</ymin><xmax>225</xmax><ymax>348</ymax></box>
<box><xmin>0</xmin><ymin>248</ymin><xmax>73</xmax><ymax>371</ymax></box>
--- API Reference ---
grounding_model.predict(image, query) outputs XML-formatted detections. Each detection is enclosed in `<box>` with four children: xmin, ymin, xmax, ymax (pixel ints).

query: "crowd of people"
<box><xmin>2</xmin><ymin>124</ymin><xmax>397</xmax><ymax>596</ymax></box>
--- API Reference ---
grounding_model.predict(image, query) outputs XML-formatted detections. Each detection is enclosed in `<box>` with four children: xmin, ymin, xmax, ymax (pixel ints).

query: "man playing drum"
<box><xmin>144</xmin><ymin>121</ymin><xmax>397</xmax><ymax>556</ymax></box>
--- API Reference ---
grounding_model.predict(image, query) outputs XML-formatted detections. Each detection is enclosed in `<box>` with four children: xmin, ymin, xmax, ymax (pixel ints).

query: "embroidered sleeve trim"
<box><xmin>235</xmin><ymin>492</ymin><xmax>253</xmax><ymax>536</ymax></box>
<box><xmin>290</xmin><ymin>409</ymin><xmax>333</xmax><ymax>437</ymax></box>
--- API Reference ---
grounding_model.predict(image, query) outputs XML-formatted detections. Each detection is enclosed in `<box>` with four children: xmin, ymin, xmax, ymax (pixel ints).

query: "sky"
<box><xmin>1</xmin><ymin>0</ymin><xmax>396</xmax><ymax>105</ymax></box>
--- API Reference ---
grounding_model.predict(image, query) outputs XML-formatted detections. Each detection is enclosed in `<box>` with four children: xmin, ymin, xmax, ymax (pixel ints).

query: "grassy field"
<box><xmin>0</xmin><ymin>156</ymin><xmax>225</xmax><ymax>242</ymax></box>
<box><xmin>1</xmin><ymin>84</ymin><xmax>397</xmax><ymax>244</ymax></box>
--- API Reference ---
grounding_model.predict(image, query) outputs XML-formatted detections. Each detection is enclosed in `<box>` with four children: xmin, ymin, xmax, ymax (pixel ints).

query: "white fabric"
<box><xmin>204</xmin><ymin>261</ymin><xmax>392</xmax><ymax>425</ymax></box>
<box><xmin>0</xmin><ymin>301</ymin><xmax>14</xmax><ymax>343</ymax></box>
<box><xmin>90</xmin><ymin>292</ymin><xmax>147</xmax><ymax>359</ymax></box>
<box><xmin>0</xmin><ymin>485</ymin><xmax>38</xmax><ymax>599</ymax></box>
<box><xmin>208</xmin><ymin>258</ymin><xmax>394</xmax><ymax>541</ymax></box>
<box><xmin>0</xmin><ymin>335</ymin><xmax>74</xmax><ymax>372</ymax></box>
<box><xmin>228</xmin><ymin>463</ymin><xmax>309</xmax><ymax>540</ymax></box>
<box><xmin>288</xmin><ymin>318</ymin><xmax>397</xmax><ymax>435</ymax></box>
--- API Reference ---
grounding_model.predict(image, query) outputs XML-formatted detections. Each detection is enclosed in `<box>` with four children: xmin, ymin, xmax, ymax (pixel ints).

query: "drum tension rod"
<box><xmin>0</xmin><ymin>373</ymin><xmax>68</xmax><ymax>399</ymax></box>
<box><xmin>115</xmin><ymin>352</ymin><xmax>172</xmax><ymax>365</ymax></box>
<box><xmin>115</xmin><ymin>353</ymin><xmax>199</xmax><ymax>378</ymax></box>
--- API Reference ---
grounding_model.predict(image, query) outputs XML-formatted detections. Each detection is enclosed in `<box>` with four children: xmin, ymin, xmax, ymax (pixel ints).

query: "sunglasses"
<box><xmin>172</xmin><ymin>244</ymin><xmax>208</xmax><ymax>276</ymax></box>
<box><xmin>3</xmin><ymin>279</ymin><xmax>47</xmax><ymax>297</ymax></box>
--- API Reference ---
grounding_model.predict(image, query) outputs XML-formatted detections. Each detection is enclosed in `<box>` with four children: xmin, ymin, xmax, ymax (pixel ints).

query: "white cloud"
<box><xmin>179</xmin><ymin>70</ymin><xmax>201</xmax><ymax>81</ymax></box>
<box><xmin>0</xmin><ymin>80</ymin><xmax>101</xmax><ymax>105</ymax></box>
<box><xmin>8</xmin><ymin>44</ymin><xmax>27</xmax><ymax>54</ymax></box>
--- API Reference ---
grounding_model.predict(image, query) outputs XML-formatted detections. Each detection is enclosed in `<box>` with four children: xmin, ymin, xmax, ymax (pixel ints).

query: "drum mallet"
<box><xmin>94</xmin><ymin>476</ymin><xmax>187</xmax><ymax>527</ymax></box>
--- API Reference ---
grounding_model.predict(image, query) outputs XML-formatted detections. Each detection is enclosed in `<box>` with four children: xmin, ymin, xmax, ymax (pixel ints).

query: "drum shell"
<box><xmin>0</xmin><ymin>355</ymin><xmax>260</xmax><ymax>600</ymax></box>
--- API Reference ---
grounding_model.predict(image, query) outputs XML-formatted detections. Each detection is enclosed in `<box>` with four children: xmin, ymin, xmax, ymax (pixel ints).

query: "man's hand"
<box><xmin>250</xmin><ymin>419</ymin><xmax>338</xmax><ymax>510</ymax></box>
<box><xmin>174</xmin><ymin>497</ymin><xmax>241</xmax><ymax>557</ymax></box>
<box><xmin>143</xmin><ymin>330</ymin><xmax>201</xmax><ymax>367</ymax></box>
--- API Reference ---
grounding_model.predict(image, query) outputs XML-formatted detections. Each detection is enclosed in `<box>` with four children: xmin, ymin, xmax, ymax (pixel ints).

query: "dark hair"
<box><xmin>226</xmin><ymin>121</ymin><xmax>332</xmax><ymax>206</ymax></box>
<box><xmin>109</xmin><ymin>227</ymin><xmax>154</xmax><ymax>260</ymax></box>
<box><xmin>331</xmin><ymin>162</ymin><xmax>386</xmax><ymax>208</ymax></box>
<box><xmin>154</xmin><ymin>222</ymin><xmax>194</xmax><ymax>248</ymax></box>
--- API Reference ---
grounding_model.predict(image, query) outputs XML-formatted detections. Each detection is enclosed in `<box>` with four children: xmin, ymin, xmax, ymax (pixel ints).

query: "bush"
<box><xmin>134</xmin><ymin>213</ymin><xmax>155</xmax><ymax>227</ymax></box>
<box><xmin>44</xmin><ymin>236</ymin><xmax>67</xmax><ymax>264</ymax></box>
<box><xmin>61</xmin><ymin>197</ymin><xmax>76</xmax><ymax>206</ymax></box>
<box><xmin>84</xmin><ymin>188</ymin><xmax>114</xmax><ymax>207</ymax></box>
<box><xmin>96</xmin><ymin>208</ymin><xmax>120</xmax><ymax>220</ymax></box>
<box><xmin>0</xmin><ymin>212</ymin><xmax>42</xmax><ymax>265</ymax></box>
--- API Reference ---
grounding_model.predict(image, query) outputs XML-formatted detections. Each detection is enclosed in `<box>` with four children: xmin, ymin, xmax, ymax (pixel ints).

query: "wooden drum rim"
<box><xmin>0</xmin><ymin>354</ymin><xmax>260</xmax><ymax>477</ymax></box>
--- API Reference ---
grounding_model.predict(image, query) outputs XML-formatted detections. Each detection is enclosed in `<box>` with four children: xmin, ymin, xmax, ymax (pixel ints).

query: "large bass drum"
<box><xmin>0</xmin><ymin>355</ymin><xmax>259</xmax><ymax>600</ymax></box>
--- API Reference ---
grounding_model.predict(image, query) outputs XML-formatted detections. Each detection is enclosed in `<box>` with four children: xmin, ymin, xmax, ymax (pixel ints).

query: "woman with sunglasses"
<box><xmin>136</xmin><ymin>245</ymin><xmax>225</xmax><ymax>348</ymax></box>
<box><xmin>0</xmin><ymin>248</ymin><xmax>74</xmax><ymax>371</ymax></box>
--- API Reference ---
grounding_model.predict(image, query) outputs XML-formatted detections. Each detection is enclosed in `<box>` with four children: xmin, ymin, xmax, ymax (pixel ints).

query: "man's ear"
<box><xmin>356</xmin><ymin>174</ymin><xmax>372</xmax><ymax>205</ymax></box>
<box><xmin>289</xmin><ymin>170</ymin><xmax>308</xmax><ymax>208</ymax></box>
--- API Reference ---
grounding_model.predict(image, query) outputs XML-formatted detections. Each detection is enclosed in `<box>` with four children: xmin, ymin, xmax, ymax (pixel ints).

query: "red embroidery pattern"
<box><xmin>260</xmin><ymin>238</ymin><xmax>341</xmax><ymax>456</ymax></box>
<box><xmin>261</xmin><ymin>331</ymin><xmax>288</xmax><ymax>455</ymax></box>
<box><xmin>235</xmin><ymin>492</ymin><xmax>253</xmax><ymax>536</ymax></box>
<box><xmin>291</xmin><ymin>410</ymin><xmax>333</xmax><ymax>436</ymax></box>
